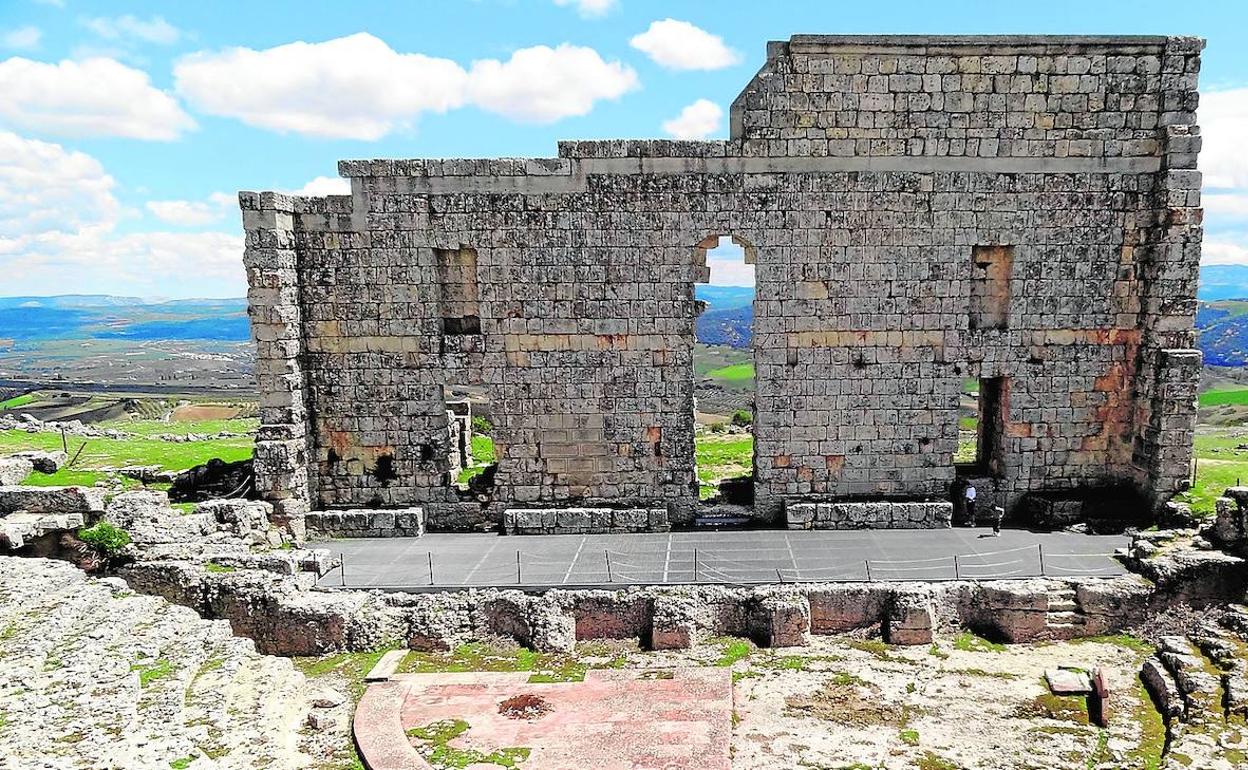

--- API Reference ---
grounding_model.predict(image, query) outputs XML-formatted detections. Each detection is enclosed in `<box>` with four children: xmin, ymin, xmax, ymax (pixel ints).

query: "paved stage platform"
<box><xmin>311</xmin><ymin>527</ymin><xmax>1130</xmax><ymax>590</ymax></box>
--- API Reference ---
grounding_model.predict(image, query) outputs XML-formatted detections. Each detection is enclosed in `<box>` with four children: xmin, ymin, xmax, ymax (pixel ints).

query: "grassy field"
<box><xmin>1198</xmin><ymin>387</ymin><xmax>1248</xmax><ymax>408</ymax></box>
<box><xmin>1</xmin><ymin>427</ymin><xmax>253</xmax><ymax>487</ymax></box>
<box><xmin>696</xmin><ymin>433</ymin><xmax>753</xmax><ymax>498</ymax></box>
<box><xmin>1173</xmin><ymin>429</ymin><xmax>1248</xmax><ymax>517</ymax></box>
<box><xmin>704</xmin><ymin>362</ymin><xmax>755</xmax><ymax>384</ymax></box>
<box><xmin>457</xmin><ymin>434</ymin><xmax>496</xmax><ymax>485</ymax></box>
<box><xmin>693</xmin><ymin>344</ymin><xmax>750</xmax><ymax>378</ymax></box>
<box><xmin>0</xmin><ymin>393</ymin><xmax>36</xmax><ymax>410</ymax></box>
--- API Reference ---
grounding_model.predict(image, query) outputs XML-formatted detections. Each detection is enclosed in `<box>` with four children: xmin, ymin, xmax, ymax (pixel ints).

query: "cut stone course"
<box><xmin>241</xmin><ymin>34</ymin><xmax>1204</xmax><ymax>534</ymax></box>
<box><xmin>786</xmin><ymin>501</ymin><xmax>953</xmax><ymax>529</ymax></box>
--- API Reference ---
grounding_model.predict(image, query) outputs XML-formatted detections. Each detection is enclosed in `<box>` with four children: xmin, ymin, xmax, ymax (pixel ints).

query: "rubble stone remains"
<box><xmin>242</xmin><ymin>34</ymin><xmax>1204</xmax><ymax>534</ymax></box>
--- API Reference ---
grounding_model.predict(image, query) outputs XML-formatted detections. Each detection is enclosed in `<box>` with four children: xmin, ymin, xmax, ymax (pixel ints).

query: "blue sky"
<box><xmin>1</xmin><ymin>0</ymin><xmax>1246</xmax><ymax>297</ymax></box>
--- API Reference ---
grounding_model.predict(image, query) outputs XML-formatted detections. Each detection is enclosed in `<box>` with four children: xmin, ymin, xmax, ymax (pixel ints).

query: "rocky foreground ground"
<box><xmin>0</xmin><ymin>557</ymin><xmax>349</xmax><ymax>770</ymax></box>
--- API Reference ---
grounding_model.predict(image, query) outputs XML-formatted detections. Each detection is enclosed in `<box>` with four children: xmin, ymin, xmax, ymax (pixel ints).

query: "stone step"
<box><xmin>365</xmin><ymin>649</ymin><xmax>408</xmax><ymax>682</ymax></box>
<box><xmin>1048</xmin><ymin>599</ymin><xmax>1078</xmax><ymax>612</ymax></box>
<box><xmin>1046</xmin><ymin>611</ymin><xmax>1086</xmax><ymax>625</ymax></box>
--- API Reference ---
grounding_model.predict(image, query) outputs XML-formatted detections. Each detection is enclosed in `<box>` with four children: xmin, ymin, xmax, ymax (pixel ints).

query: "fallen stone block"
<box><xmin>1046</xmin><ymin>667</ymin><xmax>1092</xmax><ymax>695</ymax></box>
<box><xmin>9</xmin><ymin>450</ymin><xmax>67</xmax><ymax>474</ymax></box>
<box><xmin>0</xmin><ymin>456</ymin><xmax>34</xmax><ymax>485</ymax></box>
<box><xmin>0</xmin><ymin>485</ymin><xmax>106</xmax><ymax>515</ymax></box>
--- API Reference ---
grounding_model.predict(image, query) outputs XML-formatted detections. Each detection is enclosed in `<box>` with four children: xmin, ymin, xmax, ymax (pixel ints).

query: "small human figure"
<box><xmin>992</xmin><ymin>505</ymin><xmax>1005</xmax><ymax>536</ymax></box>
<box><xmin>964</xmin><ymin>483</ymin><xmax>977</xmax><ymax>526</ymax></box>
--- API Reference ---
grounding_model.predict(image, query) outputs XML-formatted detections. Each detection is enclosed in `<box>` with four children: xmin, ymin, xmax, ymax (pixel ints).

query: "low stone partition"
<box><xmin>0</xmin><ymin>485</ymin><xmax>106</xmax><ymax>515</ymax></box>
<box><xmin>305</xmin><ymin>508</ymin><xmax>425</xmax><ymax>539</ymax></box>
<box><xmin>502</xmin><ymin>507</ymin><xmax>670</xmax><ymax>535</ymax></box>
<box><xmin>785</xmin><ymin>501</ymin><xmax>952</xmax><ymax>530</ymax></box>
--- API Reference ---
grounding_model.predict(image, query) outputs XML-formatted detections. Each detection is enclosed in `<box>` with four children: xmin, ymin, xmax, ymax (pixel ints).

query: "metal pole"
<box><xmin>953</xmin><ymin>554</ymin><xmax>960</xmax><ymax>580</ymax></box>
<box><xmin>776</xmin><ymin>568</ymin><xmax>784</xmax><ymax>584</ymax></box>
<box><xmin>60</xmin><ymin>426</ymin><xmax>68</xmax><ymax>453</ymax></box>
<box><xmin>428</xmin><ymin>552</ymin><xmax>435</xmax><ymax>585</ymax></box>
<box><xmin>693</xmin><ymin>548</ymin><xmax>699</xmax><ymax>583</ymax></box>
<box><xmin>516</xmin><ymin>550</ymin><xmax>521</xmax><ymax>584</ymax></box>
<box><xmin>339</xmin><ymin>553</ymin><xmax>345</xmax><ymax>587</ymax></box>
<box><xmin>606</xmin><ymin>551</ymin><xmax>613</xmax><ymax>583</ymax></box>
<box><xmin>1038</xmin><ymin>543</ymin><xmax>1046</xmax><ymax>577</ymax></box>
<box><xmin>864</xmin><ymin>560</ymin><xmax>872</xmax><ymax>582</ymax></box>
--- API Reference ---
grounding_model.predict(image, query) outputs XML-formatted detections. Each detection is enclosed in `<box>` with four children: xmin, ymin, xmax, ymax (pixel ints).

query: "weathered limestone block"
<box><xmin>11</xmin><ymin>450</ymin><xmax>67</xmax><ymax>474</ymax></box>
<box><xmin>753</xmin><ymin>591</ymin><xmax>811</xmax><ymax>647</ymax></box>
<box><xmin>0</xmin><ymin>485</ymin><xmax>106</xmax><ymax>515</ymax></box>
<box><xmin>502</xmin><ymin>507</ymin><xmax>668</xmax><ymax>535</ymax></box>
<box><xmin>305</xmin><ymin>507</ymin><xmax>425</xmax><ymax>539</ymax></box>
<box><xmin>886</xmin><ymin>590</ymin><xmax>934</xmax><ymax>645</ymax></box>
<box><xmin>1140</xmin><ymin>657</ymin><xmax>1184</xmax><ymax>719</ymax></box>
<box><xmin>786</xmin><ymin>501</ymin><xmax>951</xmax><ymax>530</ymax></box>
<box><xmin>807</xmin><ymin>585</ymin><xmax>891</xmax><ymax>634</ymax></box>
<box><xmin>651</xmin><ymin>594</ymin><xmax>700</xmax><ymax>650</ymax></box>
<box><xmin>0</xmin><ymin>456</ymin><xmax>34</xmax><ymax>485</ymax></box>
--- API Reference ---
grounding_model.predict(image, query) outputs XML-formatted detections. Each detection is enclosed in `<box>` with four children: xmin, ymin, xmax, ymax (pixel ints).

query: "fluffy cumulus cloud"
<box><xmin>174</xmin><ymin>33</ymin><xmax>637</xmax><ymax>138</ymax></box>
<box><xmin>629</xmin><ymin>19</ymin><xmax>739</xmax><ymax>71</ymax></box>
<box><xmin>552</xmin><ymin>0</ymin><xmax>617</xmax><ymax>18</ymax></box>
<box><xmin>288</xmin><ymin>176</ymin><xmax>351</xmax><ymax>196</ymax></box>
<box><xmin>3</xmin><ymin>26</ymin><xmax>41</xmax><ymax>50</ymax></box>
<box><xmin>145</xmin><ymin>192</ymin><xmax>234</xmax><ymax>227</ymax></box>
<box><xmin>1201</xmin><ymin>88</ymin><xmax>1248</xmax><ymax>190</ymax></box>
<box><xmin>662</xmin><ymin>98</ymin><xmax>722</xmax><ymax>139</ymax></box>
<box><xmin>174</xmin><ymin>33</ymin><xmax>468</xmax><ymax>140</ymax></box>
<box><xmin>467</xmin><ymin>44</ymin><xmax>637</xmax><ymax>123</ymax></box>
<box><xmin>0</xmin><ymin>131</ymin><xmax>243</xmax><ymax>297</ymax></box>
<box><xmin>1199</xmin><ymin>88</ymin><xmax>1248</xmax><ymax>265</ymax></box>
<box><xmin>81</xmin><ymin>15</ymin><xmax>180</xmax><ymax>45</ymax></box>
<box><xmin>0</xmin><ymin>57</ymin><xmax>195</xmax><ymax>140</ymax></box>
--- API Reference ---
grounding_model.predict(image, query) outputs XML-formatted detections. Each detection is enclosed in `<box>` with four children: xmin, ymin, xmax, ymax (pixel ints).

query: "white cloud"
<box><xmin>1205</xmin><ymin>193</ymin><xmax>1248</xmax><ymax>223</ymax></box>
<box><xmin>553</xmin><ymin>0</ymin><xmax>616</xmax><ymax>18</ymax></box>
<box><xmin>1201</xmin><ymin>88</ymin><xmax>1248</xmax><ymax>190</ymax></box>
<box><xmin>706</xmin><ymin>240</ymin><xmax>754</xmax><ymax>286</ymax></box>
<box><xmin>629</xmin><ymin>19</ymin><xmax>739</xmax><ymax>71</ymax></box>
<box><xmin>0</xmin><ymin>131</ymin><xmax>243</xmax><ymax>297</ymax></box>
<box><xmin>0</xmin><ymin>57</ymin><xmax>195</xmax><ymax>140</ymax></box>
<box><xmin>3</xmin><ymin>26</ymin><xmax>41</xmax><ymax>50</ymax></box>
<box><xmin>175</xmin><ymin>33</ymin><xmax>468</xmax><ymax>140</ymax></box>
<box><xmin>1203</xmin><ymin>238</ymin><xmax>1248</xmax><ymax>266</ymax></box>
<box><xmin>175</xmin><ymin>34</ymin><xmax>637</xmax><ymax>138</ymax></box>
<box><xmin>467</xmin><ymin>44</ymin><xmax>637</xmax><ymax>123</ymax></box>
<box><xmin>82</xmin><ymin>15</ymin><xmax>180</xmax><ymax>45</ymax></box>
<box><xmin>662</xmin><ymin>98</ymin><xmax>722</xmax><ymax>139</ymax></box>
<box><xmin>289</xmin><ymin>176</ymin><xmax>351</xmax><ymax>196</ymax></box>
<box><xmin>146</xmin><ymin>193</ymin><xmax>234</xmax><ymax>227</ymax></box>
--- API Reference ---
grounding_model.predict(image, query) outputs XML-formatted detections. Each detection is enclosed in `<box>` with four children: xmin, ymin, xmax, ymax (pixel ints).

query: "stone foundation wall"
<box><xmin>502</xmin><ymin>507</ymin><xmax>670</xmax><ymax>535</ymax></box>
<box><xmin>786</xmin><ymin>501</ymin><xmax>953</xmax><ymax>530</ymax></box>
<box><xmin>305</xmin><ymin>508</ymin><xmax>425</xmax><ymax>539</ymax></box>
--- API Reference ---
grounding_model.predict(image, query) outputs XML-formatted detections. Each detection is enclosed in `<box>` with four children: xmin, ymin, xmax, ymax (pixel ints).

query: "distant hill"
<box><xmin>1198</xmin><ymin>265</ymin><xmax>1248</xmax><ymax>302</ymax></box>
<box><xmin>695</xmin><ymin>285</ymin><xmax>755</xmax><ymax>311</ymax></box>
<box><xmin>0</xmin><ymin>296</ymin><xmax>249</xmax><ymax>343</ymax></box>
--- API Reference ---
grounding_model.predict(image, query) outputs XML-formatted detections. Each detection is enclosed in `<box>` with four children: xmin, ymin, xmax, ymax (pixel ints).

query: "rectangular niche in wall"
<box><xmin>969</xmin><ymin>245</ymin><xmax>1013</xmax><ymax>331</ymax></box>
<box><xmin>436</xmin><ymin>245</ymin><xmax>481</xmax><ymax>335</ymax></box>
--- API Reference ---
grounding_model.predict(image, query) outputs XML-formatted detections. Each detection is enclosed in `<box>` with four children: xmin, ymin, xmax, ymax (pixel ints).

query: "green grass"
<box><xmin>1</xmin><ymin>428</ymin><xmax>253</xmax><ymax>483</ymax></box>
<box><xmin>131</xmin><ymin>658</ymin><xmax>175</xmax><ymax>688</ymax></box>
<box><xmin>712</xmin><ymin>637</ymin><xmax>755</xmax><ymax>667</ymax></box>
<box><xmin>0</xmin><ymin>393</ymin><xmax>37</xmax><ymax>410</ymax></box>
<box><xmin>952</xmin><ymin>632</ymin><xmax>1005</xmax><ymax>653</ymax></box>
<box><xmin>899</xmin><ymin>728</ymin><xmax>920</xmax><ymax>746</ymax></box>
<box><xmin>1199</xmin><ymin>387</ymin><xmax>1248</xmax><ymax>408</ymax></box>
<box><xmin>705</xmin><ymin>362</ymin><xmax>755</xmax><ymax>383</ymax></box>
<box><xmin>169</xmin><ymin>757</ymin><xmax>195</xmax><ymax>770</ymax></box>
<box><xmin>104</xmin><ymin>417</ymin><xmax>258</xmax><ymax>437</ymax></box>
<box><xmin>455</xmin><ymin>435</ymin><xmax>496</xmax><ymax>485</ymax></box>
<box><xmin>1175</xmin><ymin>433</ymin><xmax>1248</xmax><ymax>517</ymax></box>
<box><xmin>395</xmin><ymin>641</ymin><xmax>627</xmax><ymax>683</ymax></box>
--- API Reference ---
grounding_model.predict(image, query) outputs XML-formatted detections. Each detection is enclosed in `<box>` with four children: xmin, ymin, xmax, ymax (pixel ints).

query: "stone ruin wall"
<box><xmin>241</xmin><ymin>35</ymin><xmax>1204</xmax><ymax>532</ymax></box>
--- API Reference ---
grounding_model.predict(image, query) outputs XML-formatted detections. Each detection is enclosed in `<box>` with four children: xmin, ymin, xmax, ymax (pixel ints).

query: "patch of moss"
<box><xmin>914</xmin><ymin>752</ymin><xmax>958</xmax><ymax>770</ymax></box>
<box><xmin>732</xmin><ymin>669</ymin><xmax>762</xmax><ymax>683</ymax></box>
<box><xmin>169</xmin><ymin>757</ymin><xmax>195</xmax><ymax>770</ymax></box>
<box><xmin>947</xmin><ymin>667</ymin><xmax>1020</xmax><ymax>680</ymax></box>
<box><xmin>927</xmin><ymin>643</ymin><xmax>949</xmax><ymax>660</ymax></box>
<box><xmin>131</xmin><ymin>658</ymin><xmax>176</xmax><ymax>688</ymax></box>
<box><xmin>1126</xmin><ymin>680</ymin><xmax>1166</xmax><ymax>770</ymax></box>
<box><xmin>204</xmin><ymin>563</ymin><xmax>236</xmax><ymax>574</ymax></box>
<box><xmin>713</xmin><ymin>637</ymin><xmax>755</xmax><ymax>667</ymax></box>
<box><xmin>1013</xmin><ymin>688</ymin><xmax>1089</xmax><ymax>725</ymax></box>
<box><xmin>407</xmin><ymin>719</ymin><xmax>530</xmax><ymax>769</ymax></box>
<box><xmin>846</xmin><ymin>638</ymin><xmax>911</xmax><ymax>663</ymax></box>
<box><xmin>952</xmin><ymin>632</ymin><xmax>1005</xmax><ymax>653</ymax></box>
<box><xmin>899</xmin><ymin>728</ymin><xmax>920</xmax><ymax>746</ymax></box>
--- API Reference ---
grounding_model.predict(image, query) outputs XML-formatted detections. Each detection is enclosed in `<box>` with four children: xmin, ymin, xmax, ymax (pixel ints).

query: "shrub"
<box><xmin>78</xmin><ymin>522</ymin><xmax>131</xmax><ymax>554</ymax></box>
<box><xmin>471</xmin><ymin>416</ymin><xmax>493</xmax><ymax>436</ymax></box>
<box><xmin>731</xmin><ymin>409</ymin><xmax>753</xmax><ymax>427</ymax></box>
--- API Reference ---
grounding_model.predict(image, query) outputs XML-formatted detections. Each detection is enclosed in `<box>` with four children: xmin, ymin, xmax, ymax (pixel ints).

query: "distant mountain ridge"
<box><xmin>0</xmin><ymin>296</ymin><xmax>249</xmax><ymax>343</ymax></box>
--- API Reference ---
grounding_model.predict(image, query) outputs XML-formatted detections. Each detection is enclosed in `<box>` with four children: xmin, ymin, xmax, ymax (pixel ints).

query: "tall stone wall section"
<box><xmin>241</xmin><ymin>35</ymin><xmax>1203</xmax><ymax>531</ymax></box>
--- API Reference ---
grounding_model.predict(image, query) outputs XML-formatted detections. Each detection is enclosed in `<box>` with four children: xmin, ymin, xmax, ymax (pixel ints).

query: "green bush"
<box><xmin>78</xmin><ymin>522</ymin><xmax>131</xmax><ymax>554</ymax></box>
<box><xmin>731</xmin><ymin>409</ymin><xmax>753</xmax><ymax>427</ymax></box>
<box><xmin>471</xmin><ymin>416</ymin><xmax>493</xmax><ymax>436</ymax></box>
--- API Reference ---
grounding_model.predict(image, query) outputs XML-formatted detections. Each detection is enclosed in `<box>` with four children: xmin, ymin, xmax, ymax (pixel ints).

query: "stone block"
<box><xmin>0</xmin><ymin>485</ymin><xmax>107</xmax><ymax>515</ymax></box>
<box><xmin>885</xmin><ymin>590</ymin><xmax>934</xmax><ymax>645</ymax></box>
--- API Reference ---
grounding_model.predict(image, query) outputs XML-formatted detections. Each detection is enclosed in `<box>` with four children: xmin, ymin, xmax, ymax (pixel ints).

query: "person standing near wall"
<box><xmin>964</xmin><ymin>483</ymin><xmax>977</xmax><ymax>526</ymax></box>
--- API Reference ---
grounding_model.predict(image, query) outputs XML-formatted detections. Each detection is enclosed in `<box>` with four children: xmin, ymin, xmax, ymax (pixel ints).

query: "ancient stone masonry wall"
<box><xmin>241</xmin><ymin>35</ymin><xmax>1204</xmax><ymax>532</ymax></box>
